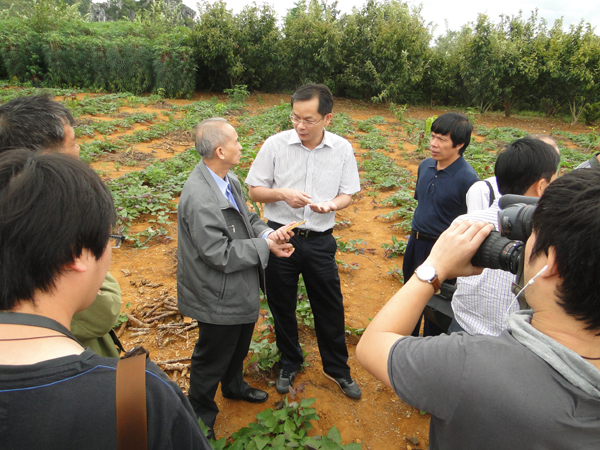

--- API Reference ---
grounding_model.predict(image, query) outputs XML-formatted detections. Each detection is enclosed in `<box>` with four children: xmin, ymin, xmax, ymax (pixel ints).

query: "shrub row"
<box><xmin>1</xmin><ymin>0</ymin><xmax>599</xmax><ymax>122</ymax></box>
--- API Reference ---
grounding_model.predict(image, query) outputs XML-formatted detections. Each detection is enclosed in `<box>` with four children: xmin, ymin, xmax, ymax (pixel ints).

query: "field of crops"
<box><xmin>2</xmin><ymin>84</ymin><xmax>598</xmax><ymax>449</ymax></box>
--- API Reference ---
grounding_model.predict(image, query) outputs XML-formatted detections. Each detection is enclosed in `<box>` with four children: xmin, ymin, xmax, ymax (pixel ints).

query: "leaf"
<box><xmin>326</xmin><ymin>427</ymin><xmax>342</xmax><ymax>445</ymax></box>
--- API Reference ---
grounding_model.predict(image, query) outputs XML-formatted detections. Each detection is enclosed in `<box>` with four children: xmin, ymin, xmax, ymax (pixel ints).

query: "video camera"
<box><xmin>425</xmin><ymin>195</ymin><xmax>538</xmax><ymax>332</ymax></box>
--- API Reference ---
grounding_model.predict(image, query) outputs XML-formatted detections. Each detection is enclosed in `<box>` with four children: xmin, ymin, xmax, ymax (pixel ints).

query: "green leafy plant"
<box><xmin>224</xmin><ymin>84</ymin><xmax>250</xmax><ymax>105</ymax></box>
<box><xmin>382</xmin><ymin>236</ymin><xmax>408</xmax><ymax>258</ymax></box>
<box><xmin>209</xmin><ymin>397</ymin><xmax>361</xmax><ymax>450</ymax></box>
<box><xmin>387</xmin><ymin>265</ymin><xmax>404</xmax><ymax>282</ymax></box>
<box><xmin>360</xmin><ymin>151</ymin><xmax>411</xmax><ymax>190</ymax></box>
<box><xmin>336</xmin><ymin>238</ymin><xmax>365</xmax><ymax>254</ymax></box>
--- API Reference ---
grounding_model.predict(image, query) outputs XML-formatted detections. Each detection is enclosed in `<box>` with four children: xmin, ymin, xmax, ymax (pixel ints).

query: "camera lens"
<box><xmin>471</xmin><ymin>230</ymin><xmax>524</xmax><ymax>274</ymax></box>
<box><xmin>498</xmin><ymin>204</ymin><xmax>536</xmax><ymax>242</ymax></box>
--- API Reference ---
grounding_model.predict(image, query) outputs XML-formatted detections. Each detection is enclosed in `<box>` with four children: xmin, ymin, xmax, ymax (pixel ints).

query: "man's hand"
<box><xmin>309</xmin><ymin>201</ymin><xmax>337</xmax><ymax>214</ymax></box>
<box><xmin>269</xmin><ymin>223</ymin><xmax>295</xmax><ymax>243</ymax></box>
<box><xmin>267</xmin><ymin>239</ymin><xmax>295</xmax><ymax>258</ymax></box>
<box><xmin>424</xmin><ymin>220</ymin><xmax>494</xmax><ymax>281</ymax></box>
<box><xmin>279</xmin><ymin>188</ymin><xmax>313</xmax><ymax>208</ymax></box>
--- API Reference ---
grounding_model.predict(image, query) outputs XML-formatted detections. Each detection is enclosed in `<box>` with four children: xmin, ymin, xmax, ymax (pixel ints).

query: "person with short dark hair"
<box><xmin>357</xmin><ymin>169</ymin><xmax>600</xmax><ymax>449</ymax></box>
<box><xmin>0</xmin><ymin>94</ymin><xmax>79</xmax><ymax>156</ymax></box>
<box><xmin>0</xmin><ymin>94</ymin><xmax>120</xmax><ymax>357</ymax></box>
<box><xmin>246</xmin><ymin>83</ymin><xmax>362</xmax><ymax>399</ymax></box>
<box><xmin>178</xmin><ymin>118</ymin><xmax>294</xmax><ymax>440</ymax></box>
<box><xmin>402</xmin><ymin>112</ymin><xmax>479</xmax><ymax>337</ymax></box>
<box><xmin>450</xmin><ymin>137</ymin><xmax>560</xmax><ymax>335</ymax></box>
<box><xmin>466</xmin><ymin>134</ymin><xmax>560</xmax><ymax>212</ymax></box>
<box><xmin>0</xmin><ymin>150</ymin><xmax>210</xmax><ymax>449</ymax></box>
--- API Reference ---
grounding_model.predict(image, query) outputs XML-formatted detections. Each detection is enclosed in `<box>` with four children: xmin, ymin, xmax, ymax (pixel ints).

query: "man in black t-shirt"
<box><xmin>0</xmin><ymin>150</ymin><xmax>210</xmax><ymax>449</ymax></box>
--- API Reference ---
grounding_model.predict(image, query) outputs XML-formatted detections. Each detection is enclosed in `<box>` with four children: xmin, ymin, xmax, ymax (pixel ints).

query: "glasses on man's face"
<box><xmin>289</xmin><ymin>115</ymin><xmax>323</xmax><ymax>127</ymax></box>
<box><xmin>110</xmin><ymin>234</ymin><xmax>125</xmax><ymax>249</ymax></box>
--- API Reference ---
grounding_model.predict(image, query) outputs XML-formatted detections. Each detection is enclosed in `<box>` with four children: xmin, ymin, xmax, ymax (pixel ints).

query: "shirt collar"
<box><xmin>287</xmin><ymin>129</ymin><xmax>333</xmax><ymax>150</ymax></box>
<box><xmin>425</xmin><ymin>155</ymin><xmax>466</xmax><ymax>176</ymax></box>
<box><xmin>206</xmin><ymin>165</ymin><xmax>230</xmax><ymax>198</ymax></box>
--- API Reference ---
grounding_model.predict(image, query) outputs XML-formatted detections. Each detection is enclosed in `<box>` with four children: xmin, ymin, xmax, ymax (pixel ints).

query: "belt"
<box><xmin>411</xmin><ymin>230</ymin><xmax>438</xmax><ymax>243</ymax></box>
<box><xmin>268</xmin><ymin>221</ymin><xmax>333</xmax><ymax>239</ymax></box>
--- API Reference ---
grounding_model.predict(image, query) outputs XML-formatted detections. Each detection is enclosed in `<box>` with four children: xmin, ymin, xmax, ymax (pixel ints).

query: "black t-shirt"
<box><xmin>0</xmin><ymin>349</ymin><xmax>211</xmax><ymax>450</ymax></box>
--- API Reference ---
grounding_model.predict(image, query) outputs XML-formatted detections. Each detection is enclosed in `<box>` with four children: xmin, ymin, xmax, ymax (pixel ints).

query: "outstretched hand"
<box><xmin>424</xmin><ymin>220</ymin><xmax>494</xmax><ymax>281</ymax></box>
<box><xmin>309</xmin><ymin>201</ymin><xmax>337</xmax><ymax>214</ymax></box>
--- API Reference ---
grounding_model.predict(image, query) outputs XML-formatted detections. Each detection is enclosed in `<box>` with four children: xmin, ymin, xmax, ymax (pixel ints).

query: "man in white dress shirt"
<box><xmin>450</xmin><ymin>136</ymin><xmax>560</xmax><ymax>335</ymax></box>
<box><xmin>246</xmin><ymin>84</ymin><xmax>362</xmax><ymax>399</ymax></box>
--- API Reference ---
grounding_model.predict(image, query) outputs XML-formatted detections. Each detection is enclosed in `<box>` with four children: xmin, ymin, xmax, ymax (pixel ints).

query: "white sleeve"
<box><xmin>466</xmin><ymin>181</ymin><xmax>490</xmax><ymax>213</ymax></box>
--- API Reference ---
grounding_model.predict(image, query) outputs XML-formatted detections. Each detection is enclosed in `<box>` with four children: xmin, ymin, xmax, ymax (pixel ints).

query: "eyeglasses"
<box><xmin>110</xmin><ymin>234</ymin><xmax>125</xmax><ymax>249</ymax></box>
<box><xmin>289</xmin><ymin>115</ymin><xmax>323</xmax><ymax>127</ymax></box>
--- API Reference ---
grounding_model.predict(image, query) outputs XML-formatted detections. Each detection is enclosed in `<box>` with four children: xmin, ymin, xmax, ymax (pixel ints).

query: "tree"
<box><xmin>338</xmin><ymin>0</ymin><xmax>431</xmax><ymax>103</ymax></box>
<box><xmin>541</xmin><ymin>21</ymin><xmax>600</xmax><ymax>125</ymax></box>
<box><xmin>281</xmin><ymin>0</ymin><xmax>343</xmax><ymax>90</ymax></box>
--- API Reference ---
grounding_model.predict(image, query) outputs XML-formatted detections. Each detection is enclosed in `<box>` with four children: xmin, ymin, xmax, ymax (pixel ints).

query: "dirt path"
<box><xmin>87</xmin><ymin>92</ymin><xmax>595</xmax><ymax>449</ymax></box>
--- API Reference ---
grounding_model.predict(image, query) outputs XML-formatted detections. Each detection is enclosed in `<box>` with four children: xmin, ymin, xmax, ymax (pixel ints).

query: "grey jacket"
<box><xmin>177</xmin><ymin>161</ymin><xmax>270</xmax><ymax>325</ymax></box>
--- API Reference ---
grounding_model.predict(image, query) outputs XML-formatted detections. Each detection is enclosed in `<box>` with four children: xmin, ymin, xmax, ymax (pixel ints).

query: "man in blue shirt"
<box><xmin>402</xmin><ymin>112</ymin><xmax>479</xmax><ymax>336</ymax></box>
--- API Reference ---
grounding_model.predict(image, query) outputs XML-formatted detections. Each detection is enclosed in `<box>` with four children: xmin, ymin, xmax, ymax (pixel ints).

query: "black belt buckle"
<box><xmin>296</xmin><ymin>228</ymin><xmax>310</xmax><ymax>238</ymax></box>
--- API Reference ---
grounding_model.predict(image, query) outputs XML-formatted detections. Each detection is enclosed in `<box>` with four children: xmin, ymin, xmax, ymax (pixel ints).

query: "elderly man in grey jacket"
<box><xmin>177</xmin><ymin>118</ymin><xmax>294</xmax><ymax>440</ymax></box>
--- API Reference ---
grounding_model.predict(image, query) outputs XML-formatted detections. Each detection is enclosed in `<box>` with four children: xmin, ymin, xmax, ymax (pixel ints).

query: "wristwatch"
<box><xmin>415</xmin><ymin>264</ymin><xmax>441</xmax><ymax>295</ymax></box>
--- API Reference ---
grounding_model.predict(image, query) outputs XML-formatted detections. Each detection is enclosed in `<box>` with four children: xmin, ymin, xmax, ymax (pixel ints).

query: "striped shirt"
<box><xmin>245</xmin><ymin>129</ymin><xmax>360</xmax><ymax>231</ymax></box>
<box><xmin>451</xmin><ymin>200</ymin><xmax>518</xmax><ymax>336</ymax></box>
<box><xmin>575</xmin><ymin>153</ymin><xmax>600</xmax><ymax>170</ymax></box>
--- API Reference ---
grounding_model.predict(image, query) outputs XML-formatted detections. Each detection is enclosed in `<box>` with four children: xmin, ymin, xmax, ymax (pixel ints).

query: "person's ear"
<box><xmin>66</xmin><ymin>251</ymin><xmax>91</xmax><ymax>273</ymax></box>
<box><xmin>541</xmin><ymin>247</ymin><xmax>559</xmax><ymax>278</ymax></box>
<box><xmin>214</xmin><ymin>146</ymin><xmax>226</xmax><ymax>161</ymax></box>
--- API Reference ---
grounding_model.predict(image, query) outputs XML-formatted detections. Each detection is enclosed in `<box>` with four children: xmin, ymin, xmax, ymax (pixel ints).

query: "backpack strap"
<box><xmin>116</xmin><ymin>347</ymin><xmax>149</xmax><ymax>450</ymax></box>
<box><xmin>484</xmin><ymin>180</ymin><xmax>496</xmax><ymax>207</ymax></box>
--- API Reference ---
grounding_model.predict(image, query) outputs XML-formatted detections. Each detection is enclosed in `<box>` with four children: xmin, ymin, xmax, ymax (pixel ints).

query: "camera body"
<box><xmin>471</xmin><ymin>195</ymin><xmax>538</xmax><ymax>275</ymax></box>
<box><xmin>425</xmin><ymin>195</ymin><xmax>538</xmax><ymax>332</ymax></box>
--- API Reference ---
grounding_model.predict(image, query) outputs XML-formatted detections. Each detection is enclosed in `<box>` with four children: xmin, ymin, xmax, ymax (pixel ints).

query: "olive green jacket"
<box><xmin>71</xmin><ymin>271</ymin><xmax>122</xmax><ymax>357</ymax></box>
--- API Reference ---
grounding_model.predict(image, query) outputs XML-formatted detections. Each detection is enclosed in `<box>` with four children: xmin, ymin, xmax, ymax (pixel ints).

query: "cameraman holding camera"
<box><xmin>450</xmin><ymin>137</ymin><xmax>560</xmax><ymax>335</ymax></box>
<box><xmin>357</xmin><ymin>169</ymin><xmax>600</xmax><ymax>449</ymax></box>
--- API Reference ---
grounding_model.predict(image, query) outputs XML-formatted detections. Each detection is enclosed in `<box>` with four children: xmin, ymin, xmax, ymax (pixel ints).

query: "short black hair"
<box><xmin>530</xmin><ymin>169</ymin><xmax>600</xmax><ymax>333</ymax></box>
<box><xmin>430</xmin><ymin>112</ymin><xmax>472</xmax><ymax>154</ymax></box>
<box><xmin>0</xmin><ymin>94</ymin><xmax>75</xmax><ymax>153</ymax></box>
<box><xmin>291</xmin><ymin>83</ymin><xmax>334</xmax><ymax>116</ymax></box>
<box><xmin>495</xmin><ymin>137</ymin><xmax>560</xmax><ymax>196</ymax></box>
<box><xmin>0</xmin><ymin>150</ymin><xmax>115</xmax><ymax>310</ymax></box>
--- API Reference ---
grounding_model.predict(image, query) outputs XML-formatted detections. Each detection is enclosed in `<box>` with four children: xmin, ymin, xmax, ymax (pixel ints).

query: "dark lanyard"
<box><xmin>0</xmin><ymin>312</ymin><xmax>81</xmax><ymax>344</ymax></box>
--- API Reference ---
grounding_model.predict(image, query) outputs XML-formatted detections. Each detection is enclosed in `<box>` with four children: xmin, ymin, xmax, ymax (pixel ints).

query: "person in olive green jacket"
<box><xmin>0</xmin><ymin>94</ymin><xmax>124</xmax><ymax>357</ymax></box>
<box><xmin>71</xmin><ymin>271</ymin><xmax>122</xmax><ymax>357</ymax></box>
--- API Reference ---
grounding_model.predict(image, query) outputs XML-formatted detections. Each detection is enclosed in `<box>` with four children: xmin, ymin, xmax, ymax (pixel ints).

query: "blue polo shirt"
<box><xmin>411</xmin><ymin>156</ymin><xmax>479</xmax><ymax>236</ymax></box>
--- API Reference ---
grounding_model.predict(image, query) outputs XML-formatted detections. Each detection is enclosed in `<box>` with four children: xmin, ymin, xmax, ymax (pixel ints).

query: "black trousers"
<box><xmin>402</xmin><ymin>235</ymin><xmax>444</xmax><ymax>337</ymax></box>
<box><xmin>265</xmin><ymin>228</ymin><xmax>350</xmax><ymax>379</ymax></box>
<box><xmin>188</xmin><ymin>321</ymin><xmax>255</xmax><ymax>429</ymax></box>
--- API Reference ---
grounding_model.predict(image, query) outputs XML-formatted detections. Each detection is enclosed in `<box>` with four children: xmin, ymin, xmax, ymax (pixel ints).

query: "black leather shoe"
<box><xmin>224</xmin><ymin>387</ymin><xmax>269</xmax><ymax>404</ymax></box>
